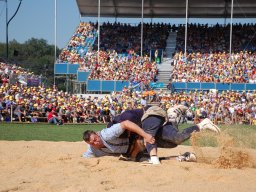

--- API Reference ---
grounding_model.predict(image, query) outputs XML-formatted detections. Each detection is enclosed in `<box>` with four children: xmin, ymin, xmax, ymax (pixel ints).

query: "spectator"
<box><xmin>47</xmin><ymin>109</ymin><xmax>61</xmax><ymax>125</ymax></box>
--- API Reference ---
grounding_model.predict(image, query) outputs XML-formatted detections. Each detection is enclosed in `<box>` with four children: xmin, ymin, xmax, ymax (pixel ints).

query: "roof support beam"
<box><xmin>224</xmin><ymin>0</ymin><xmax>229</xmax><ymax>23</ymax></box>
<box><xmin>112</xmin><ymin>0</ymin><xmax>118</xmax><ymax>18</ymax></box>
<box><xmin>149</xmin><ymin>0</ymin><xmax>153</xmax><ymax>19</ymax></box>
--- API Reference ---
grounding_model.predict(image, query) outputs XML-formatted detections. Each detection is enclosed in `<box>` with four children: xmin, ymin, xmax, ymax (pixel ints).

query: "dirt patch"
<box><xmin>1</xmin><ymin>141</ymin><xmax>256</xmax><ymax>192</ymax></box>
<box><xmin>190</xmin><ymin>131</ymin><xmax>255</xmax><ymax>169</ymax></box>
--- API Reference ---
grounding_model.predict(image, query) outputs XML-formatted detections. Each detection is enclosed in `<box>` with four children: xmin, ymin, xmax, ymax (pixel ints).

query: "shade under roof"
<box><xmin>76</xmin><ymin>0</ymin><xmax>256</xmax><ymax>18</ymax></box>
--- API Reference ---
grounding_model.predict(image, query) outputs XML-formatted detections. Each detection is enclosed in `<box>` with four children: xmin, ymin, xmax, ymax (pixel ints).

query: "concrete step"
<box><xmin>158</xmin><ymin>70</ymin><xmax>171</xmax><ymax>73</ymax></box>
<box><xmin>158</xmin><ymin>31</ymin><xmax>176</xmax><ymax>89</ymax></box>
<box><xmin>158</xmin><ymin>78</ymin><xmax>170</xmax><ymax>80</ymax></box>
<box><xmin>158</xmin><ymin>73</ymin><xmax>170</xmax><ymax>76</ymax></box>
<box><xmin>158</xmin><ymin>73</ymin><xmax>170</xmax><ymax>75</ymax></box>
<box><xmin>166</xmin><ymin>32</ymin><xmax>177</xmax><ymax>59</ymax></box>
<box><xmin>166</xmin><ymin>42</ymin><xmax>176</xmax><ymax>45</ymax></box>
<box><xmin>158</xmin><ymin>69</ymin><xmax>171</xmax><ymax>71</ymax></box>
<box><xmin>166</xmin><ymin>47</ymin><xmax>175</xmax><ymax>51</ymax></box>
<box><xmin>158</xmin><ymin>74</ymin><xmax>170</xmax><ymax>77</ymax></box>
<box><xmin>166</xmin><ymin>46</ymin><xmax>175</xmax><ymax>49</ymax></box>
<box><xmin>166</xmin><ymin>43</ymin><xmax>176</xmax><ymax>45</ymax></box>
<box><xmin>158</xmin><ymin>78</ymin><xmax>170</xmax><ymax>81</ymax></box>
<box><xmin>158</xmin><ymin>68</ymin><xmax>172</xmax><ymax>71</ymax></box>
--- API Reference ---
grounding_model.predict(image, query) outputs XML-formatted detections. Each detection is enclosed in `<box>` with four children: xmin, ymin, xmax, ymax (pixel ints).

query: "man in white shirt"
<box><xmin>83</xmin><ymin>107</ymin><xmax>220</xmax><ymax>165</ymax></box>
<box><xmin>83</xmin><ymin>120</ymin><xmax>154</xmax><ymax>158</ymax></box>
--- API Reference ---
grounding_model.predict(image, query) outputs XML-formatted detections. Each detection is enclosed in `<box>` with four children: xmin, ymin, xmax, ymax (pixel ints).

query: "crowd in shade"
<box><xmin>176</xmin><ymin>23</ymin><xmax>256</xmax><ymax>53</ymax></box>
<box><xmin>171</xmin><ymin>51</ymin><xmax>256</xmax><ymax>83</ymax></box>
<box><xmin>96</xmin><ymin>22</ymin><xmax>171</xmax><ymax>54</ymax></box>
<box><xmin>0</xmin><ymin>62</ymin><xmax>256</xmax><ymax>125</ymax></box>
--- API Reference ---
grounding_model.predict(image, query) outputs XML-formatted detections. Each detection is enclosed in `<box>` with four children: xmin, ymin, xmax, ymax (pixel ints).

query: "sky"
<box><xmin>0</xmin><ymin>0</ymin><xmax>256</xmax><ymax>49</ymax></box>
<box><xmin>0</xmin><ymin>0</ymin><xmax>80</xmax><ymax>49</ymax></box>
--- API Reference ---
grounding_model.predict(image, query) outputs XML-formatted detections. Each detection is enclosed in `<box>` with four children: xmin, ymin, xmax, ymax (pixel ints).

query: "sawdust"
<box><xmin>190</xmin><ymin>131</ymin><xmax>255</xmax><ymax>169</ymax></box>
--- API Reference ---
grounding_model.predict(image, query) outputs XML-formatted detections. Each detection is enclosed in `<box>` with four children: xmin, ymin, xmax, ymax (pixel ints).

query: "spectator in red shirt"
<box><xmin>47</xmin><ymin>109</ymin><xmax>59</xmax><ymax>125</ymax></box>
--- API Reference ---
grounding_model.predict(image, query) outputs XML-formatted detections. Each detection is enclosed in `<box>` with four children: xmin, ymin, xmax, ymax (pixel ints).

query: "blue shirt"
<box><xmin>109</xmin><ymin>109</ymin><xmax>144</xmax><ymax>127</ymax></box>
<box><xmin>83</xmin><ymin>123</ymin><xmax>129</xmax><ymax>158</ymax></box>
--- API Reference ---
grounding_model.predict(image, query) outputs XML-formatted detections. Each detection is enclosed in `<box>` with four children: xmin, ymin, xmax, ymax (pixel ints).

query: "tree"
<box><xmin>0</xmin><ymin>38</ymin><xmax>61</xmax><ymax>86</ymax></box>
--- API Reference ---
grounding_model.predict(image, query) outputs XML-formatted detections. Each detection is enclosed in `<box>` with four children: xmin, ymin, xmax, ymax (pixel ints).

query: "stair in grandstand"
<box><xmin>156</xmin><ymin>61</ymin><xmax>173</xmax><ymax>90</ymax></box>
<box><xmin>78</xmin><ymin>29</ymin><xmax>98</xmax><ymax>57</ymax></box>
<box><xmin>165</xmin><ymin>32</ymin><xmax>177</xmax><ymax>58</ymax></box>
<box><xmin>154</xmin><ymin>31</ymin><xmax>176</xmax><ymax>90</ymax></box>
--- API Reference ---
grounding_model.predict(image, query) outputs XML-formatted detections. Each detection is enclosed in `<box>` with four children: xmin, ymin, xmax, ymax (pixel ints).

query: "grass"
<box><xmin>0</xmin><ymin>123</ymin><xmax>255</xmax><ymax>148</ymax></box>
<box><xmin>0</xmin><ymin>123</ymin><xmax>105</xmax><ymax>142</ymax></box>
<box><xmin>178</xmin><ymin>124</ymin><xmax>256</xmax><ymax>149</ymax></box>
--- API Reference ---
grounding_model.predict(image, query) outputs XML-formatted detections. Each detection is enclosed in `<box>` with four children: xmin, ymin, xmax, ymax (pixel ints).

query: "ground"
<box><xmin>0</xmin><ymin>141</ymin><xmax>256</xmax><ymax>192</ymax></box>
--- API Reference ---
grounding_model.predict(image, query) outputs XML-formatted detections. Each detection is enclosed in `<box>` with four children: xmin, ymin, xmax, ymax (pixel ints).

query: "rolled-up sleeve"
<box><xmin>100</xmin><ymin>123</ymin><xmax>125</xmax><ymax>141</ymax></box>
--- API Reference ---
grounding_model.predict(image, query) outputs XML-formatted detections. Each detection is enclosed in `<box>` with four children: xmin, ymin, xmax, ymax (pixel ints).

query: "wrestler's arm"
<box><xmin>120</xmin><ymin>120</ymin><xmax>155</xmax><ymax>144</ymax></box>
<box><xmin>83</xmin><ymin>145</ymin><xmax>95</xmax><ymax>158</ymax></box>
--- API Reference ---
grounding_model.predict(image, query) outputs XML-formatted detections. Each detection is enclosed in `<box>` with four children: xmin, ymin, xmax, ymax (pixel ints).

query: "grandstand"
<box><xmin>54</xmin><ymin>0</ymin><xmax>256</xmax><ymax>93</ymax></box>
<box><xmin>1</xmin><ymin>0</ymin><xmax>256</xmax><ymax>125</ymax></box>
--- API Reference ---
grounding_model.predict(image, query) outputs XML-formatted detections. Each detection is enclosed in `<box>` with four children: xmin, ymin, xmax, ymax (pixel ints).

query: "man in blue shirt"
<box><xmin>105</xmin><ymin>106</ymin><xmax>167</xmax><ymax>164</ymax></box>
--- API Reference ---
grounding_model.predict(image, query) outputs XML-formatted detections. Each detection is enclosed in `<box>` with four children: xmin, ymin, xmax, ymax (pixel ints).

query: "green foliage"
<box><xmin>0</xmin><ymin>38</ymin><xmax>62</xmax><ymax>86</ymax></box>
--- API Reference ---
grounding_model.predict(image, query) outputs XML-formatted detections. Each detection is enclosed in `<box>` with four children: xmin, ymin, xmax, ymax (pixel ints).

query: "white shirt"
<box><xmin>83</xmin><ymin>123</ymin><xmax>129</xmax><ymax>158</ymax></box>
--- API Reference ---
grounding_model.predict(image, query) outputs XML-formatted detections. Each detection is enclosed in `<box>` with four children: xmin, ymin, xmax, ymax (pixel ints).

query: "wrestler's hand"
<box><xmin>144</xmin><ymin>133</ymin><xmax>155</xmax><ymax>144</ymax></box>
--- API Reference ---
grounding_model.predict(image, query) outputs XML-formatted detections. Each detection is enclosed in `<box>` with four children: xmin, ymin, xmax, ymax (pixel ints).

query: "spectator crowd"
<box><xmin>57</xmin><ymin>22</ymin><xmax>159</xmax><ymax>86</ymax></box>
<box><xmin>85</xmin><ymin>50</ymin><xmax>158</xmax><ymax>86</ymax></box>
<box><xmin>58</xmin><ymin>22</ymin><xmax>97</xmax><ymax>65</ymax></box>
<box><xmin>58</xmin><ymin>22</ymin><xmax>173</xmax><ymax>65</ymax></box>
<box><xmin>96</xmin><ymin>22</ymin><xmax>170</xmax><ymax>54</ymax></box>
<box><xmin>171</xmin><ymin>51</ymin><xmax>256</xmax><ymax>83</ymax></box>
<box><xmin>1</xmin><ymin>22</ymin><xmax>256</xmax><ymax>126</ymax></box>
<box><xmin>176</xmin><ymin>23</ymin><xmax>256</xmax><ymax>53</ymax></box>
<box><xmin>0</xmin><ymin>61</ymin><xmax>255</xmax><ymax>126</ymax></box>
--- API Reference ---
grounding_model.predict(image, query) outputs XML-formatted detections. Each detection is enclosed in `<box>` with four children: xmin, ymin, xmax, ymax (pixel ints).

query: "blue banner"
<box><xmin>150</xmin><ymin>82</ymin><xmax>164</xmax><ymax>88</ymax></box>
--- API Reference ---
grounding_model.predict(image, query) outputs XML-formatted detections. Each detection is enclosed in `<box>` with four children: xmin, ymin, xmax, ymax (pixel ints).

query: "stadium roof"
<box><xmin>76</xmin><ymin>0</ymin><xmax>256</xmax><ymax>18</ymax></box>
